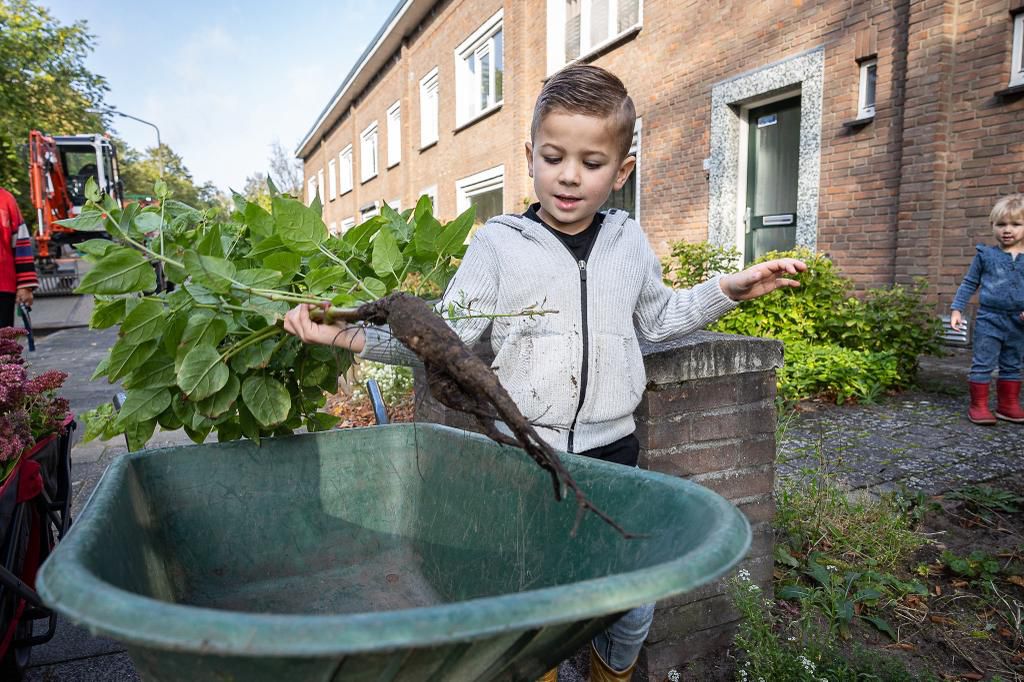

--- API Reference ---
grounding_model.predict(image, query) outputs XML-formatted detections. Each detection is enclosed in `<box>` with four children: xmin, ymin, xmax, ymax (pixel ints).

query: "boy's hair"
<box><xmin>991</xmin><ymin>194</ymin><xmax>1024</xmax><ymax>224</ymax></box>
<box><xmin>531</xmin><ymin>64</ymin><xmax>636</xmax><ymax>160</ymax></box>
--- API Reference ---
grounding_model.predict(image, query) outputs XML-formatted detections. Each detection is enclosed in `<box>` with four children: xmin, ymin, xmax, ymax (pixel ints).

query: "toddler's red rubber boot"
<box><xmin>968</xmin><ymin>381</ymin><xmax>997</xmax><ymax>425</ymax></box>
<box><xmin>995</xmin><ymin>379</ymin><xmax>1024</xmax><ymax>422</ymax></box>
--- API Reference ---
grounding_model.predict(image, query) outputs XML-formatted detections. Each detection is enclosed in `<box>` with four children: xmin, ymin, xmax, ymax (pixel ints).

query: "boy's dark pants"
<box><xmin>969</xmin><ymin>309</ymin><xmax>1024</xmax><ymax>383</ymax></box>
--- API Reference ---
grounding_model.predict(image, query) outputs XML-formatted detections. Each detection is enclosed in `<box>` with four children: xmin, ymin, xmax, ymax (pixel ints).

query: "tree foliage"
<box><xmin>0</xmin><ymin>0</ymin><xmax>108</xmax><ymax>217</ymax></box>
<box><xmin>117</xmin><ymin>141</ymin><xmax>226</xmax><ymax>213</ymax></box>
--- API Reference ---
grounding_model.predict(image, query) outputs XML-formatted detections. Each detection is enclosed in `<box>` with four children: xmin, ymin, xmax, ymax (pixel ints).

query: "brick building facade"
<box><xmin>299</xmin><ymin>0</ymin><xmax>1024</xmax><ymax>302</ymax></box>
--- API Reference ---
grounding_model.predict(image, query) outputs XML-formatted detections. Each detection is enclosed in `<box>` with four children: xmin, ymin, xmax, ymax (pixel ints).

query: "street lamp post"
<box><xmin>91</xmin><ymin>108</ymin><xmax>163</xmax><ymax>177</ymax></box>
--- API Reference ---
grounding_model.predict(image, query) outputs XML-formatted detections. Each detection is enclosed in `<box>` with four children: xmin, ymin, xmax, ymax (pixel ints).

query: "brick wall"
<box><xmin>412</xmin><ymin>331</ymin><xmax>782</xmax><ymax>680</ymax></box>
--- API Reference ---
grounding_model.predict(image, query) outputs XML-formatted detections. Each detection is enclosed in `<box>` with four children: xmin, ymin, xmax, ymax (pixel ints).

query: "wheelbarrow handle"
<box><xmin>366</xmin><ymin>379</ymin><xmax>389</xmax><ymax>425</ymax></box>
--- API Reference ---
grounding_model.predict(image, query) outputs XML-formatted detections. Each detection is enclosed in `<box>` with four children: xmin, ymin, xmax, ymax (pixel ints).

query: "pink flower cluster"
<box><xmin>0</xmin><ymin>329</ymin><xmax>70</xmax><ymax>463</ymax></box>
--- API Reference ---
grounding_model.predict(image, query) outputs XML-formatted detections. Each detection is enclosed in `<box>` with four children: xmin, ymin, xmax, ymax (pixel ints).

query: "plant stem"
<box><xmin>316</xmin><ymin>243</ymin><xmax>376</xmax><ymax>297</ymax></box>
<box><xmin>221</xmin><ymin>324</ymin><xmax>282</xmax><ymax>362</ymax></box>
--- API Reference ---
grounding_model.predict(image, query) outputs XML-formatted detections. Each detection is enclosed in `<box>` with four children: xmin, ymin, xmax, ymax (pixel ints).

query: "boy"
<box><xmin>285</xmin><ymin>64</ymin><xmax>805</xmax><ymax>680</ymax></box>
<box><xmin>950</xmin><ymin>193</ymin><xmax>1024</xmax><ymax>425</ymax></box>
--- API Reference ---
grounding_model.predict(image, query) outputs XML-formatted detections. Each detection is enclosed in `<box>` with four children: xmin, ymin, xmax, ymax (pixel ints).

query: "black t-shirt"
<box><xmin>523</xmin><ymin>203</ymin><xmax>604</xmax><ymax>262</ymax></box>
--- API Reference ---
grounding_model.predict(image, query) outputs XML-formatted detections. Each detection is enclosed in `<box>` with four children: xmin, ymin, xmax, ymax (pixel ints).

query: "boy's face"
<box><xmin>993</xmin><ymin>214</ymin><xmax>1024</xmax><ymax>251</ymax></box>
<box><xmin>525</xmin><ymin>110</ymin><xmax>635</xmax><ymax>235</ymax></box>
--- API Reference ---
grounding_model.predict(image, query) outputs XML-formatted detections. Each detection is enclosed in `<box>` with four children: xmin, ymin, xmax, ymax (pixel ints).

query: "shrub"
<box><xmin>661</xmin><ymin>243</ymin><xmax>942</xmax><ymax>403</ymax></box>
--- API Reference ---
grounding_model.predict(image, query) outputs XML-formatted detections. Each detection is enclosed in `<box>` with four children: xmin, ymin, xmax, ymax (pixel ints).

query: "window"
<box><xmin>316</xmin><ymin>169</ymin><xmax>325</xmax><ymax>205</ymax></box>
<box><xmin>455</xmin><ymin>11</ymin><xmax>504</xmax><ymax>127</ymax></box>
<box><xmin>548</xmin><ymin>0</ymin><xmax>641</xmax><ymax>72</ymax></box>
<box><xmin>340</xmin><ymin>217</ymin><xmax>356</xmax><ymax>233</ymax></box>
<box><xmin>339</xmin><ymin>146</ymin><xmax>353</xmax><ymax>194</ymax></box>
<box><xmin>327</xmin><ymin>159</ymin><xmax>337</xmax><ymax>201</ymax></box>
<box><xmin>857</xmin><ymin>58</ymin><xmax>877</xmax><ymax>118</ymax></box>
<box><xmin>306</xmin><ymin>175</ymin><xmax>317</xmax><ymax>206</ymax></box>
<box><xmin>600</xmin><ymin>118</ymin><xmax>641</xmax><ymax>219</ymax></box>
<box><xmin>360</xmin><ymin>202</ymin><xmax>380</xmax><ymax>221</ymax></box>
<box><xmin>386</xmin><ymin>102</ymin><xmax>401</xmax><ymax>168</ymax></box>
<box><xmin>1012</xmin><ymin>10</ymin><xmax>1024</xmax><ymax>87</ymax></box>
<box><xmin>420</xmin><ymin>68</ymin><xmax>439</xmax><ymax>148</ymax></box>
<box><xmin>328</xmin><ymin>221</ymin><xmax>338</xmax><ymax>236</ymax></box>
<box><xmin>387</xmin><ymin>199</ymin><xmax>401</xmax><ymax>213</ymax></box>
<box><xmin>456</xmin><ymin>165</ymin><xmax>504</xmax><ymax>225</ymax></box>
<box><xmin>360</xmin><ymin>122</ymin><xmax>379</xmax><ymax>182</ymax></box>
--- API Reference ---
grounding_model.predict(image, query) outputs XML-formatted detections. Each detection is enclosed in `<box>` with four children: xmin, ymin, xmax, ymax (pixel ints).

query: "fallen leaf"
<box><xmin>929</xmin><ymin>614</ymin><xmax>956</xmax><ymax>625</ymax></box>
<box><xmin>963</xmin><ymin>674</ymin><xmax>984</xmax><ymax>681</ymax></box>
<box><xmin>1000</xmin><ymin>627</ymin><xmax>1014</xmax><ymax>638</ymax></box>
<box><xmin>934</xmin><ymin>584</ymin><xmax>943</xmax><ymax>596</ymax></box>
<box><xmin>951</xmin><ymin>580</ymin><xmax>969</xmax><ymax>589</ymax></box>
<box><xmin>1006</xmin><ymin>575</ymin><xmax>1024</xmax><ymax>588</ymax></box>
<box><xmin>885</xmin><ymin>642</ymin><xmax>916</xmax><ymax>651</ymax></box>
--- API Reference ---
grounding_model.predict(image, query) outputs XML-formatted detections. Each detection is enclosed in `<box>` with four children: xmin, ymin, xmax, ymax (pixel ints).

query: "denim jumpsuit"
<box><xmin>951</xmin><ymin>245</ymin><xmax>1024</xmax><ymax>383</ymax></box>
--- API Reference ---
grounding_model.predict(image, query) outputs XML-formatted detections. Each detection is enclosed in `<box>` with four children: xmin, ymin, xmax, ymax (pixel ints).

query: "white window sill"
<box><xmin>387</xmin><ymin>160</ymin><xmax>400</xmax><ymax>170</ymax></box>
<box><xmin>360</xmin><ymin>173</ymin><xmax>378</xmax><ymax>185</ymax></box>
<box><xmin>549</xmin><ymin>25</ymin><xmax>642</xmax><ymax>76</ymax></box>
<box><xmin>454</xmin><ymin>102</ymin><xmax>503</xmax><ymax>133</ymax></box>
<box><xmin>340</xmin><ymin>188</ymin><xmax>353</xmax><ymax>197</ymax></box>
<box><xmin>419</xmin><ymin>139</ymin><xmax>438</xmax><ymax>153</ymax></box>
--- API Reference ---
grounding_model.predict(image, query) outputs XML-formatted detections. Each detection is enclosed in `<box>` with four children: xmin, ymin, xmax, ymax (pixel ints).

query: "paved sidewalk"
<box><xmin>14</xmin><ymin>325</ymin><xmax>1019</xmax><ymax>680</ymax></box>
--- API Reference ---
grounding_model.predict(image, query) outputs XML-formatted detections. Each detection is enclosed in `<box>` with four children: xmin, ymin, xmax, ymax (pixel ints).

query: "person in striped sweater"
<box><xmin>0</xmin><ymin>187</ymin><xmax>38</xmax><ymax>328</ymax></box>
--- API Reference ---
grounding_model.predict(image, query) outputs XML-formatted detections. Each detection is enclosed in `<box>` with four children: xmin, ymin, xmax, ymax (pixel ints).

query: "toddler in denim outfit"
<box><xmin>950</xmin><ymin>194</ymin><xmax>1024</xmax><ymax>424</ymax></box>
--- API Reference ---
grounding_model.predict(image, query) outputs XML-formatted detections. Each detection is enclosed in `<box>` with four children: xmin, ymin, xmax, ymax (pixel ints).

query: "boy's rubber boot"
<box><xmin>995</xmin><ymin>379</ymin><xmax>1024</xmax><ymax>422</ymax></box>
<box><xmin>968</xmin><ymin>381</ymin><xmax>997</xmax><ymax>425</ymax></box>
<box><xmin>536</xmin><ymin>667</ymin><xmax>558</xmax><ymax>682</ymax></box>
<box><xmin>589</xmin><ymin>642</ymin><xmax>637</xmax><ymax>682</ymax></box>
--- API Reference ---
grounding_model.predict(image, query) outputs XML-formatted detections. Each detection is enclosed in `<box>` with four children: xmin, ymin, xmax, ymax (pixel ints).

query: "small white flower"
<box><xmin>787</xmin><ymin>635</ymin><xmax>797</xmax><ymax>642</ymax></box>
<box><xmin>798</xmin><ymin>655</ymin><xmax>816</xmax><ymax>674</ymax></box>
<box><xmin>825</xmin><ymin>565</ymin><xmax>838</xmax><ymax>573</ymax></box>
<box><xmin>667</xmin><ymin>671</ymin><xmax>681</xmax><ymax>682</ymax></box>
<box><xmin>737</xmin><ymin>569</ymin><xmax>752</xmax><ymax>582</ymax></box>
<box><xmin>738</xmin><ymin>669</ymin><xmax>748</xmax><ymax>681</ymax></box>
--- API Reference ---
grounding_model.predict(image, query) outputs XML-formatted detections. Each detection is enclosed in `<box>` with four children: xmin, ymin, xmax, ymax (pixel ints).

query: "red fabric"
<box><xmin>0</xmin><ymin>188</ymin><xmax>37</xmax><ymax>293</ymax></box>
<box><xmin>16</xmin><ymin>459</ymin><xmax>41</xmax><ymax>503</ymax></box>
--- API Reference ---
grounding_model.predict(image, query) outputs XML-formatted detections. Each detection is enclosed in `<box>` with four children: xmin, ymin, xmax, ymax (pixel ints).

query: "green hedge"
<box><xmin>663</xmin><ymin>244</ymin><xmax>942</xmax><ymax>404</ymax></box>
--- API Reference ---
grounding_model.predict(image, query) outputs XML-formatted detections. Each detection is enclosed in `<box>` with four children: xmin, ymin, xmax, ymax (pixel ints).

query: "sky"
<box><xmin>44</xmin><ymin>0</ymin><xmax>398</xmax><ymax>193</ymax></box>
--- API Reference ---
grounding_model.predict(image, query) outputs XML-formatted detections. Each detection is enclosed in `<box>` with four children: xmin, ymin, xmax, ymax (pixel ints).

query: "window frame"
<box><xmin>419</xmin><ymin>68</ymin><xmax>440</xmax><ymax>149</ymax></box>
<box><xmin>327</xmin><ymin>159</ymin><xmax>337</xmax><ymax>201</ymax></box>
<box><xmin>386</xmin><ymin>101</ymin><xmax>401</xmax><ymax>168</ymax></box>
<box><xmin>455</xmin><ymin>10</ymin><xmax>504</xmax><ymax>129</ymax></box>
<box><xmin>316</xmin><ymin>168</ymin><xmax>325</xmax><ymax>206</ymax></box>
<box><xmin>360</xmin><ymin>122</ymin><xmax>379</xmax><ymax>183</ymax></box>
<box><xmin>339</xmin><ymin>145</ymin><xmax>353</xmax><ymax>195</ymax></box>
<box><xmin>1012</xmin><ymin>9</ymin><xmax>1024</xmax><ymax>88</ymax></box>
<box><xmin>306</xmin><ymin>176</ymin><xmax>317</xmax><ymax>206</ymax></box>
<box><xmin>360</xmin><ymin>201</ymin><xmax>380</xmax><ymax>221</ymax></box>
<box><xmin>546</xmin><ymin>0</ymin><xmax>643</xmax><ymax>74</ymax></box>
<box><xmin>420</xmin><ymin>185</ymin><xmax>438</xmax><ymax>215</ymax></box>
<box><xmin>456</xmin><ymin>164</ymin><xmax>504</xmax><ymax>218</ymax></box>
<box><xmin>857</xmin><ymin>57</ymin><xmax>878</xmax><ymax>119</ymax></box>
<box><xmin>340</xmin><ymin>216</ymin><xmax>356</xmax><ymax>233</ymax></box>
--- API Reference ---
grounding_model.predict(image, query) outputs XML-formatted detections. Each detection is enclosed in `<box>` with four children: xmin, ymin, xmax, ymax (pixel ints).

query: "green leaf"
<box><xmin>243</xmin><ymin>202</ymin><xmax>274</xmax><ymax>241</ymax></box>
<box><xmin>75</xmin><ymin>248</ymin><xmax>156</xmax><ymax>294</ymax></box>
<box><xmin>114</xmin><ymin>387</ymin><xmax>172</xmax><ymax>426</ymax></box>
<box><xmin>216</xmin><ymin>419</ymin><xmax>242</xmax><ymax>442</ymax></box>
<box><xmin>85</xmin><ymin>176</ymin><xmax>101</xmax><ymax>202</ymax></box>
<box><xmin>197</xmin><ymin>373</ymin><xmax>240</xmax><ymax>418</ymax></box>
<box><xmin>119</xmin><ymin>298</ymin><xmax>166</xmax><ymax>345</ymax></box>
<box><xmin>776</xmin><ymin>585</ymin><xmax>810</xmax><ymax>601</ymax></box>
<box><xmin>229</xmin><ymin>339</ymin><xmax>277</xmax><ymax>373</ymax></box>
<box><xmin>75</xmin><ymin>238</ymin><xmax>117</xmax><ymax>258</ymax></box>
<box><xmin>263</xmin><ymin>252</ymin><xmax>301</xmax><ymax>282</ymax></box>
<box><xmin>184</xmin><ymin>252</ymin><xmax>237</xmax><ymax>294</ymax></box>
<box><xmin>436</xmin><ymin>206</ymin><xmax>476</xmax><ymax>257</ymax></box>
<box><xmin>124</xmin><ymin>418</ymin><xmax>158</xmax><ymax>452</ymax></box>
<box><xmin>235</xmin><ymin>268</ymin><xmax>282</xmax><ymax>290</ymax></box>
<box><xmin>197</xmin><ymin>224</ymin><xmax>225</xmax><ymax>257</ymax></box>
<box><xmin>361</xmin><ymin>277</ymin><xmax>387</xmax><ymax>300</ymax></box>
<box><xmin>371</xmin><ymin>228</ymin><xmax>403</xmax><ymax>279</ymax></box>
<box><xmin>154</xmin><ymin>178</ymin><xmax>168</xmax><ymax>199</ymax></box>
<box><xmin>107</xmin><ymin>336</ymin><xmax>158</xmax><ymax>381</ymax></box>
<box><xmin>305</xmin><ymin>267</ymin><xmax>346</xmax><ymax>295</ymax></box>
<box><xmin>306</xmin><ymin>412</ymin><xmax>340</xmax><ymax>432</ymax></box>
<box><xmin>133</xmin><ymin>211</ymin><xmax>164</xmax><ymax>233</ymax></box>
<box><xmin>241</xmin><ymin>374</ymin><xmax>291</xmax><ymax>427</ymax></box>
<box><xmin>774</xmin><ymin>545</ymin><xmax>801</xmax><ymax>568</ymax></box>
<box><xmin>57</xmin><ymin>210</ymin><xmax>107</xmax><ymax>232</ymax></box>
<box><xmin>89</xmin><ymin>297</ymin><xmax>127</xmax><ymax>329</ymax></box>
<box><xmin>237</xmin><ymin>402</ymin><xmax>261</xmax><ymax>445</ymax></box>
<box><xmin>860</xmin><ymin>615</ymin><xmax>896</xmax><ymax>640</ymax></box>
<box><xmin>381</xmin><ymin>202</ymin><xmax>411</xmax><ymax>242</ymax></box>
<box><xmin>183</xmin><ymin>282</ymin><xmax>220</xmax><ymax>305</ymax></box>
<box><xmin>163</xmin><ymin>310</ymin><xmax>190</xmax><ymax>356</ymax></box>
<box><xmin>248</xmin><ymin>235</ymin><xmax>285</xmax><ymax>260</ymax></box>
<box><xmin>342</xmin><ymin>215</ymin><xmax>381</xmax><ymax>253</ymax></box>
<box><xmin>272</xmin><ymin>195</ymin><xmax>327</xmax><ymax>255</ymax></box>
<box><xmin>178</xmin><ymin>345</ymin><xmax>230</xmax><ymax>401</ymax></box>
<box><xmin>123</xmin><ymin>355</ymin><xmax>177</xmax><ymax>389</ymax></box>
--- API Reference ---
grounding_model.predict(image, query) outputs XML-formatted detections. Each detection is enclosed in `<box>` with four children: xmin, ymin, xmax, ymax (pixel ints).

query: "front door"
<box><xmin>745</xmin><ymin>96</ymin><xmax>801</xmax><ymax>264</ymax></box>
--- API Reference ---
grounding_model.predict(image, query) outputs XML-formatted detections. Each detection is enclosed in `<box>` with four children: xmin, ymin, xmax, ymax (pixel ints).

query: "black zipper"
<box><xmin>565</xmin><ymin>234</ymin><xmax>600</xmax><ymax>454</ymax></box>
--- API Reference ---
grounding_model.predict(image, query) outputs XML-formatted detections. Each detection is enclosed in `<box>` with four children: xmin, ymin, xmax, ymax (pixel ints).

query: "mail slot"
<box><xmin>762</xmin><ymin>214</ymin><xmax>795</xmax><ymax>226</ymax></box>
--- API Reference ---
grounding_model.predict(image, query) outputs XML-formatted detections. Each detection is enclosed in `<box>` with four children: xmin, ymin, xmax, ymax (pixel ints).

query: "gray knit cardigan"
<box><xmin>360</xmin><ymin>209</ymin><xmax>738</xmax><ymax>453</ymax></box>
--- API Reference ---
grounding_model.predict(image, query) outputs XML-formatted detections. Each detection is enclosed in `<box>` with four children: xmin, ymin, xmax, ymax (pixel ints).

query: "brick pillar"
<box><xmin>635</xmin><ymin>331</ymin><xmax>780</xmax><ymax>680</ymax></box>
<box><xmin>412</xmin><ymin>331</ymin><xmax>782</xmax><ymax>679</ymax></box>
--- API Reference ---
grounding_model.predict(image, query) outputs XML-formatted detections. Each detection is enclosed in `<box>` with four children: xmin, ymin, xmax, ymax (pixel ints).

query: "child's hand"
<box><xmin>950</xmin><ymin>310</ymin><xmax>964</xmax><ymax>331</ymax></box>
<box><xmin>719</xmin><ymin>258</ymin><xmax>807</xmax><ymax>301</ymax></box>
<box><xmin>283</xmin><ymin>304</ymin><xmax>366</xmax><ymax>352</ymax></box>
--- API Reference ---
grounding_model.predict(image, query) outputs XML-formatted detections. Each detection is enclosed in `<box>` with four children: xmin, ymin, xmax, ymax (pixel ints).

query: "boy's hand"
<box><xmin>719</xmin><ymin>258</ymin><xmax>807</xmax><ymax>301</ymax></box>
<box><xmin>283</xmin><ymin>304</ymin><xmax>366</xmax><ymax>352</ymax></box>
<box><xmin>950</xmin><ymin>310</ymin><xmax>964</xmax><ymax>331</ymax></box>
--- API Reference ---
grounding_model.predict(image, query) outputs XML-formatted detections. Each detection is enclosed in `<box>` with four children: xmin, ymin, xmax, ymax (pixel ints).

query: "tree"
<box><xmin>0</xmin><ymin>0</ymin><xmax>108</xmax><ymax>218</ymax></box>
<box><xmin>241</xmin><ymin>171</ymin><xmax>272</xmax><ymax>211</ymax></box>
<box><xmin>118</xmin><ymin>142</ymin><xmax>226</xmax><ymax>213</ymax></box>
<box><xmin>268</xmin><ymin>139</ymin><xmax>302</xmax><ymax>197</ymax></box>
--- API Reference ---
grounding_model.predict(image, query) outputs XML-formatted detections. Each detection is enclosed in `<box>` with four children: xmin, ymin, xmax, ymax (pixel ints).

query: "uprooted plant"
<box><xmin>70</xmin><ymin>179</ymin><xmax>628</xmax><ymax>535</ymax></box>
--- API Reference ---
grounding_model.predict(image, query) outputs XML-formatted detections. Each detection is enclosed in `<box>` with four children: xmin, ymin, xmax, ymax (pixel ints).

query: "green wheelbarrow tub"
<box><xmin>38</xmin><ymin>424</ymin><xmax>750</xmax><ymax>681</ymax></box>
